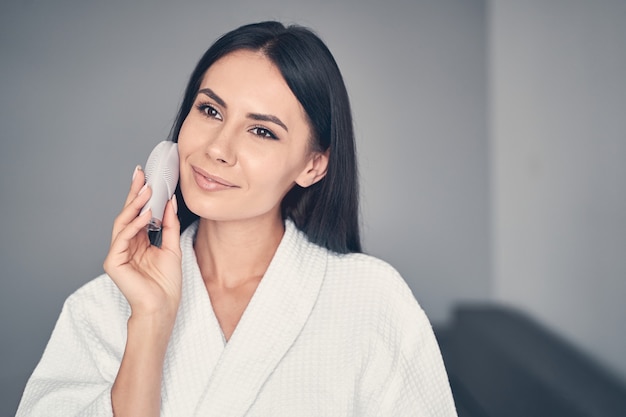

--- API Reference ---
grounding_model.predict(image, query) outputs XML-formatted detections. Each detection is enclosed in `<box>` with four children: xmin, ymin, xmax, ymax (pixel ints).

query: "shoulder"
<box><xmin>319</xmin><ymin>251</ymin><xmax>432</xmax><ymax>345</ymax></box>
<box><xmin>287</xmin><ymin>222</ymin><xmax>433</xmax><ymax>337</ymax></box>
<box><xmin>65</xmin><ymin>273</ymin><xmax>127</xmax><ymax>310</ymax></box>
<box><xmin>325</xmin><ymin>251</ymin><xmax>420</xmax><ymax>312</ymax></box>
<box><xmin>61</xmin><ymin>274</ymin><xmax>130</xmax><ymax>339</ymax></box>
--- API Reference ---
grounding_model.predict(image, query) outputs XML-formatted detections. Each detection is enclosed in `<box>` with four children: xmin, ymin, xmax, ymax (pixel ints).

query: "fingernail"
<box><xmin>138</xmin><ymin>184</ymin><xmax>148</xmax><ymax>195</ymax></box>
<box><xmin>132</xmin><ymin>165</ymin><xmax>142</xmax><ymax>180</ymax></box>
<box><xmin>171</xmin><ymin>194</ymin><xmax>178</xmax><ymax>214</ymax></box>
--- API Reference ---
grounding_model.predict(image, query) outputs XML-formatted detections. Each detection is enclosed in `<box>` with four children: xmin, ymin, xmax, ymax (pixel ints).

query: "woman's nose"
<box><xmin>205</xmin><ymin>126</ymin><xmax>236</xmax><ymax>166</ymax></box>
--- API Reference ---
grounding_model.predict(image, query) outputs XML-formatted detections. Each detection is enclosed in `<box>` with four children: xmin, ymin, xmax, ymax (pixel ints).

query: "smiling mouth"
<box><xmin>192</xmin><ymin>167</ymin><xmax>238</xmax><ymax>189</ymax></box>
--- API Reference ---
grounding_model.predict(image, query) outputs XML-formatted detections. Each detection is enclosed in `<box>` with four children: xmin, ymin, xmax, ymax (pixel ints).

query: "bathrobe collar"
<box><xmin>170</xmin><ymin>219</ymin><xmax>329</xmax><ymax>416</ymax></box>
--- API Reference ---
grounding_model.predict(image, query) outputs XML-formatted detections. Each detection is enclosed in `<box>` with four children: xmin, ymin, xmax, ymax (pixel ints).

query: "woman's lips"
<box><xmin>192</xmin><ymin>167</ymin><xmax>238</xmax><ymax>191</ymax></box>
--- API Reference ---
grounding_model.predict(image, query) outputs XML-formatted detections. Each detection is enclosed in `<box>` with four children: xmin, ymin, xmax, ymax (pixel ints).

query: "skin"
<box><xmin>103</xmin><ymin>50</ymin><xmax>329</xmax><ymax>417</ymax></box>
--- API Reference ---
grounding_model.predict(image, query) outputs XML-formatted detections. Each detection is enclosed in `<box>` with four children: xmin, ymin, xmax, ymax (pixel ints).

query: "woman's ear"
<box><xmin>295</xmin><ymin>149</ymin><xmax>330</xmax><ymax>188</ymax></box>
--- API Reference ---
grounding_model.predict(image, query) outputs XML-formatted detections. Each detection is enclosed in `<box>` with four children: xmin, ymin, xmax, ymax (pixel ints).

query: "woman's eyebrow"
<box><xmin>197</xmin><ymin>88</ymin><xmax>227</xmax><ymax>108</ymax></box>
<box><xmin>247</xmin><ymin>113</ymin><xmax>289</xmax><ymax>132</ymax></box>
<box><xmin>198</xmin><ymin>87</ymin><xmax>288</xmax><ymax>132</ymax></box>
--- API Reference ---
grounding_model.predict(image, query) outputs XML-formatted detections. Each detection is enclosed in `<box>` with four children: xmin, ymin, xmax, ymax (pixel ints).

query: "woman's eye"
<box><xmin>196</xmin><ymin>103</ymin><xmax>222</xmax><ymax>120</ymax></box>
<box><xmin>250</xmin><ymin>126</ymin><xmax>278</xmax><ymax>140</ymax></box>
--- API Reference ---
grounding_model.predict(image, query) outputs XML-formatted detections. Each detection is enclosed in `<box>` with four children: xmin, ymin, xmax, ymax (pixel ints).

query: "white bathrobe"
<box><xmin>17</xmin><ymin>220</ymin><xmax>457</xmax><ymax>416</ymax></box>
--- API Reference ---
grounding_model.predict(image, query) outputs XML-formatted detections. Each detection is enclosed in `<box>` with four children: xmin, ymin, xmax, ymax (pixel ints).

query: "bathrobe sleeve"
<box><xmin>353</xmin><ymin>261</ymin><xmax>458</xmax><ymax>416</ymax></box>
<box><xmin>375</xmin><ymin>307</ymin><xmax>457</xmax><ymax>416</ymax></box>
<box><xmin>16</xmin><ymin>276</ymin><xmax>127</xmax><ymax>417</ymax></box>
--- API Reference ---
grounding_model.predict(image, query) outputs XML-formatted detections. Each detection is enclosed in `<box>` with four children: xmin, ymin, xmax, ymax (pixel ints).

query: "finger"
<box><xmin>160</xmin><ymin>194</ymin><xmax>181</xmax><ymax>255</ymax></box>
<box><xmin>110</xmin><ymin>207</ymin><xmax>153</xmax><ymax>254</ymax></box>
<box><xmin>123</xmin><ymin>165</ymin><xmax>146</xmax><ymax>208</ymax></box>
<box><xmin>111</xmin><ymin>184</ymin><xmax>152</xmax><ymax>242</ymax></box>
<box><xmin>104</xmin><ymin>208</ymin><xmax>152</xmax><ymax>273</ymax></box>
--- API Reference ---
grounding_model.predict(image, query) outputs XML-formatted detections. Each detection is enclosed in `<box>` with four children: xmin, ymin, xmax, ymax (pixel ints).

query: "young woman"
<box><xmin>17</xmin><ymin>22</ymin><xmax>457</xmax><ymax>416</ymax></box>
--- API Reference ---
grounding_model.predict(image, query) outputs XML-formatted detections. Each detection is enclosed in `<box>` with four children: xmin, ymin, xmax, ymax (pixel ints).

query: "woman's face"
<box><xmin>177</xmin><ymin>50</ymin><xmax>327</xmax><ymax>223</ymax></box>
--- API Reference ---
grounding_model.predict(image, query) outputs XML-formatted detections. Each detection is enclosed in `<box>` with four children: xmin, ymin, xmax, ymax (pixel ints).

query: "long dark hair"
<box><xmin>171</xmin><ymin>21</ymin><xmax>361</xmax><ymax>254</ymax></box>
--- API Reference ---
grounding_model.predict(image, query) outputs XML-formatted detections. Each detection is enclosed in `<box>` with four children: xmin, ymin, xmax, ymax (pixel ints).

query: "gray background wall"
<box><xmin>0</xmin><ymin>0</ymin><xmax>623</xmax><ymax>415</ymax></box>
<box><xmin>490</xmin><ymin>0</ymin><xmax>626</xmax><ymax>391</ymax></box>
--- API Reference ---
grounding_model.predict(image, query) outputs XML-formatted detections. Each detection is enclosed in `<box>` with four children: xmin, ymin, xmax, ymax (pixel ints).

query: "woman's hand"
<box><xmin>103</xmin><ymin>165</ymin><xmax>182</xmax><ymax>322</ymax></box>
<box><xmin>105</xmin><ymin>165</ymin><xmax>182</xmax><ymax>416</ymax></box>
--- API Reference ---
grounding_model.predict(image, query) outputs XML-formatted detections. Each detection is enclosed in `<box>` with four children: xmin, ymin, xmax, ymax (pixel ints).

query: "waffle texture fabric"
<box><xmin>17</xmin><ymin>220</ymin><xmax>457</xmax><ymax>416</ymax></box>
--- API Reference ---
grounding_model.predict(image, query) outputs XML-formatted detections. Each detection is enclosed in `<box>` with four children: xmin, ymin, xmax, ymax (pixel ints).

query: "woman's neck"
<box><xmin>193</xmin><ymin>215</ymin><xmax>285</xmax><ymax>289</ymax></box>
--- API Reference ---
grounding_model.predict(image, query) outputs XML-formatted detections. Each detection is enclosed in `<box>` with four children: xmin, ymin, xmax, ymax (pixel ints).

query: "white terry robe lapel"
<box><xmin>195</xmin><ymin>220</ymin><xmax>328</xmax><ymax>416</ymax></box>
<box><xmin>166</xmin><ymin>220</ymin><xmax>328</xmax><ymax>417</ymax></box>
<box><xmin>160</xmin><ymin>221</ymin><xmax>226</xmax><ymax>416</ymax></box>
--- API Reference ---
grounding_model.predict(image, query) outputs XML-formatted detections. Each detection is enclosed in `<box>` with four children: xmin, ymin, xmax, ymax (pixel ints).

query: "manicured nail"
<box><xmin>171</xmin><ymin>194</ymin><xmax>178</xmax><ymax>214</ymax></box>
<box><xmin>132</xmin><ymin>165</ymin><xmax>142</xmax><ymax>181</ymax></box>
<box><xmin>138</xmin><ymin>184</ymin><xmax>148</xmax><ymax>196</ymax></box>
